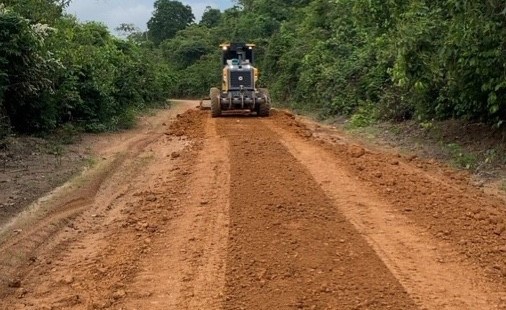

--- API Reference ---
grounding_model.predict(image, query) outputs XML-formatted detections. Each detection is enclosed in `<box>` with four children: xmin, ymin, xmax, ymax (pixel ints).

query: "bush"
<box><xmin>0</xmin><ymin>110</ymin><xmax>10</xmax><ymax>147</ymax></box>
<box><xmin>377</xmin><ymin>88</ymin><xmax>414</xmax><ymax>122</ymax></box>
<box><xmin>0</xmin><ymin>3</ymin><xmax>177</xmax><ymax>135</ymax></box>
<box><xmin>348</xmin><ymin>101</ymin><xmax>379</xmax><ymax>128</ymax></box>
<box><xmin>55</xmin><ymin>123</ymin><xmax>80</xmax><ymax>145</ymax></box>
<box><xmin>115</xmin><ymin>107</ymin><xmax>138</xmax><ymax>130</ymax></box>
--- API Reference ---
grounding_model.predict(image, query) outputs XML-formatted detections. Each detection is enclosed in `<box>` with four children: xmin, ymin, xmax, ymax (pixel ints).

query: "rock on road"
<box><xmin>0</xmin><ymin>100</ymin><xmax>505</xmax><ymax>309</ymax></box>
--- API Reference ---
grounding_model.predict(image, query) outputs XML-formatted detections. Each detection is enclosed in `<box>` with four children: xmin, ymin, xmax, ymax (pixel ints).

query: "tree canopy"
<box><xmin>2</xmin><ymin>0</ymin><xmax>505</xmax><ymax>143</ymax></box>
<box><xmin>200</xmin><ymin>6</ymin><xmax>221</xmax><ymax>28</ymax></box>
<box><xmin>158</xmin><ymin>0</ymin><xmax>506</xmax><ymax>127</ymax></box>
<box><xmin>147</xmin><ymin>0</ymin><xmax>194</xmax><ymax>45</ymax></box>
<box><xmin>0</xmin><ymin>1</ymin><xmax>174</xmax><ymax>139</ymax></box>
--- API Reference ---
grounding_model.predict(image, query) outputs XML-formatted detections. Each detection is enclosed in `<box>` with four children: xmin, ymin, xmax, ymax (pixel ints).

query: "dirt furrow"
<box><xmin>218</xmin><ymin>117</ymin><xmax>417</xmax><ymax>309</ymax></box>
<box><xmin>0</xmin><ymin>135</ymin><xmax>159</xmax><ymax>299</ymax></box>
<box><xmin>279</xmin><ymin>113</ymin><xmax>506</xmax><ymax>287</ymax></box>
<box><xmin>267</xmin><ymin>119</ymin><xmax>506</xmax><ymax>309</ymax></box>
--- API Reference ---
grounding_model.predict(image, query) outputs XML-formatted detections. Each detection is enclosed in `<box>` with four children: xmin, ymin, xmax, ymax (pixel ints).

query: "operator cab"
<box><xmin>221</xmin><ymin>43</ymin><xmax>255</xmax><ymax>66</ymax></box>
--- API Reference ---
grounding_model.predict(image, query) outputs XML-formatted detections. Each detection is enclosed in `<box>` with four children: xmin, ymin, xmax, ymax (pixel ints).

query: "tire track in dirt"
<box><xmin>0</xmin><ymin>107</ymin><xmax>232</xmax><ymax>309</ymax></box>
<box><xmin>218</xmin><ymin>117</ymin><xmax>417</xmax><ymax>309</ymax></box>
<box><xmin>0</xmin><ymin>103</ymin><xmax>199</xmax><ymax>308</ymax></box>
<box><xmin>267</xmin><ymin>117</ymin><xmax>506</xmax><ymax>309</ymax></box>
<box><xmin>119</xmin><ymin>114</ymin><xmax>231</xmax><ymax>309</ymax></box>
<box><xmin>0</xmin><ymin>134</ymin><xmax>159</xmax><ymax>297</ymax></box>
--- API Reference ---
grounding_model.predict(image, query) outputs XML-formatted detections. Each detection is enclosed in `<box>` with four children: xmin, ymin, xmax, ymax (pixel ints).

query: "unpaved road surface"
<box><xmin>1</xmin><ymin>100</ymin><xmax>505</xmax><ymax>309</ymax></box>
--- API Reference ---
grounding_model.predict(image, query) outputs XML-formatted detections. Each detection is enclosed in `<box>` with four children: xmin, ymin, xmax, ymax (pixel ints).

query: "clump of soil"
<box><xmin>271</xmin><ymin>110</ymin><xmax>313</xmax><ymax>138</ymax></box>
<box><xmin>168</xmin><ymin>110</ymin><xmax>207</xmax><ymax>139</ymax></box>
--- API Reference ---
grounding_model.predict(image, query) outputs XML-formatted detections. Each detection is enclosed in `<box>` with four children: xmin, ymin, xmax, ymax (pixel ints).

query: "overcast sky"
<box><xmin>66</xmin><ymin>0</ymin><xmax>234</xmax><ymax>32</ymax></box>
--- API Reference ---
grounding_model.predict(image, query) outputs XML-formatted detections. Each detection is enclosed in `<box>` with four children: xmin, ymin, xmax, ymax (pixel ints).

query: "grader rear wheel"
<box><xmin>210</xmin><ymin>87</ymin><xmax>221</xmax><ymax>118</ymax></box>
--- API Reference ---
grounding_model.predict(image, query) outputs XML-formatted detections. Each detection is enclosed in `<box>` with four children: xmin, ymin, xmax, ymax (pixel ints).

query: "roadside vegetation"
<box><xmin>0</xmin><ymin>0</ymin><xmax>174</xmax><ymax>143</ymax></box>
<box><xmin>1</xmin><ymin>0</ymin><xmax>505</xmax><ymax>148</ymax></box>
<box><xmin>146</xmin><ymin>0</ymin><xmax>506</xmax><ymax>130</ymax></box>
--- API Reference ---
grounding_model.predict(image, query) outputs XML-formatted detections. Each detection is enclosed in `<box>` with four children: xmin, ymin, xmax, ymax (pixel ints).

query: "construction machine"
<box><xmin>206</xmin><ymin>43</ymin><xmax>271</xmax><ymax>117</ymax></box>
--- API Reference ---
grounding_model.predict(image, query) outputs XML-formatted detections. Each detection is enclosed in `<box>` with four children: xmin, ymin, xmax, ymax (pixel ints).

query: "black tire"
<box><xmin>257</xmin><ymin>88</ymin><xmax>271</xmax><ymax>117</ymax></box>
<box><xmin>210</xmin><ymin>87</ymin><xmax>221</xmax><ymax>118</ymax></box>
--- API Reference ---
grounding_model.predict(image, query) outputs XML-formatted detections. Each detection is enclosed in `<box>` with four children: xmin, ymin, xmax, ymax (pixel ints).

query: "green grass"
<box><xmin>45</xmin><ymin>142</ymin><xmax>64</xmax><ymax>166</ymax></box>
<box><xmin>136</xmin><ymin>153</ymin><xmax>154</xmax><ymax>166</ymax></box>
<box><xmin>445</xmin><ymin>142</ymin><xmax>478</xmax><ymax>170</ymax></box>
<box><xmin>346</xmin><ymin>101</ymin><xmax>379</xmax><ymax>129</ymax></box>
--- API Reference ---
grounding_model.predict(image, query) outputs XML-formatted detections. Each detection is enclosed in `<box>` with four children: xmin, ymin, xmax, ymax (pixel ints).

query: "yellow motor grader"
<box><xmin>202</xmin><ymin>43</ymin><xmax>271</xmax><ymax>117</ymax></box>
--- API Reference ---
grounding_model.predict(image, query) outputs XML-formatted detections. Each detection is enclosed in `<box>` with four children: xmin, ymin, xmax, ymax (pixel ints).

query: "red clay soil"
<box><xmin>0</xmin><ymin>101</ymin><xmax>505</xmax><ymax>310</ymax></box>
<box><xmin>218</xmin><ymin>117</ymin><xmax>416</xmax><ymax>309</ymax></box>
<box><xmin>272</xmin><ymin>111</ymin><xmax>506</xmax><ymax>284</ymax></box>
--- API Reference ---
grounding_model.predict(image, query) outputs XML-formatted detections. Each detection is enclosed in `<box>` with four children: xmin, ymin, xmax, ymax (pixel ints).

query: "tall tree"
<box><xmin>200</xmin><ymin>6</ymin><xmax>221</xmax><ymax>28</ymax></box>
<box><xmin>147</xmin><ymin>0</ymin><xmax>194</xmax><ymax>45</ymax></box>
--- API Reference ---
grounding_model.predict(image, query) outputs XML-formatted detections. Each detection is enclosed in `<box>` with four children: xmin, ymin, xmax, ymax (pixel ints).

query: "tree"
<box><xmin>200</xmin><ymin>6</ymin><xmax>221</xmax><ymax>28</ymax></box>
<box><xmin>115</xmin><ymin>23</ymin><xmax>138</xmax><ymax>36</ymax></box>
<box><xmin>160</xmin><ymin>25</ymin><xmax>213</xmax><ymax>69</ymax></box>
<box><xmin>115</xmin><ymin>23</ymin><xmax>148</xmax><ymax>42</ymax></box>
<box><xmin>1</xmin><ymin>0</ymin><xmax>71</xmax><ymax>23</ymax></box>
<box><xmin>147</xmin><ymin>0</ymin><xmax>194</xmax><ymax>45</ymax></box>
<box><xmin>0</xmin><ymin>6</ymin><xmax>58</xmax><ymax>131</ymax></box>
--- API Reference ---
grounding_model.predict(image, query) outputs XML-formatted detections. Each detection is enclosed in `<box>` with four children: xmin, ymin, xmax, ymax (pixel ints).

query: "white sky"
<box><xmin>66</xmin><ymin>0</ymin><xmax>234</xmax><ymax>31</ymax></box>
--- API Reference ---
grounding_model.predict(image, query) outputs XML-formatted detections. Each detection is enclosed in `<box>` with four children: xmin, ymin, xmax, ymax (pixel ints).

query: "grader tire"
<box><xmin>257</xmin><ymin>88</ymin><xmax>271</xmax><ymax>117</ymax></box>
<box><xmin>210</xmin><ymin>87</ymin><xmax>221</xmax><ymax>118</ymax></box>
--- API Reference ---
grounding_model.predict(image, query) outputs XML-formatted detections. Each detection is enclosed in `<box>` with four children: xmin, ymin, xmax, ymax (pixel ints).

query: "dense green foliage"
<box><xmin>2</xmin><ymin>0</ymin><xmax>505</xmax><ymax>143</ymax></box>
<box><xmin>0</xmin><ymin>1</ymin><xmax>173</xmax><ymax>139</ymax></box>
<box><xmin>200</xmin><ymin>6</ymin><xmax>222</xmax><ymax>28</ymax></box>
<box><xmin>161</xmin><ymin>0</ymin><xmax>506</xmax><ymax>127</ymax></box>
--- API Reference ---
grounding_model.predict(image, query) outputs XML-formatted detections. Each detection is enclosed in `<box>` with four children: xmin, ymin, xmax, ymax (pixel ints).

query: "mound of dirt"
<box><xmin>168</xmin><ymin>110</ymin><xmax>207</xmax><ymax>139</ymax></box>
<box><xmin>271</xmin><ymin>110</ymin><xmax>313</xmax><ymax>138</ymax></box>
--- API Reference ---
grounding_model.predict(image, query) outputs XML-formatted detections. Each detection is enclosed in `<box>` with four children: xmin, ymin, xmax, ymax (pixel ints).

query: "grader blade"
<box><xmin>200</xmin><ymin>97</ymin><xmax>211</xmax><ymax>110</ymax></box>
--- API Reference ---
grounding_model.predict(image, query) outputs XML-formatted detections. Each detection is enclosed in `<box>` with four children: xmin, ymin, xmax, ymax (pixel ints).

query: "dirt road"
<box><xmin>1</xmin><ymin>100</ymin><xmax>505</xmax><ymax>309</ymax></box>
